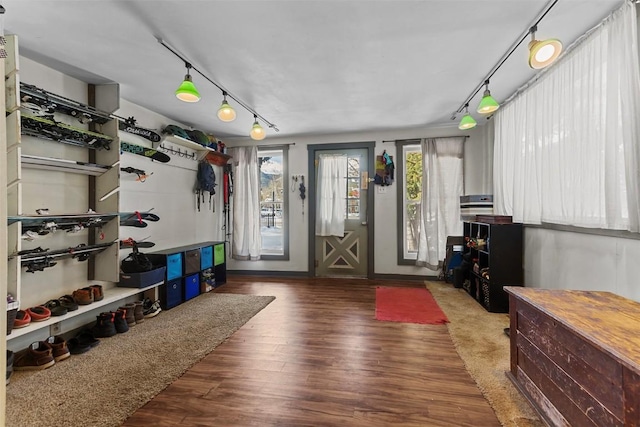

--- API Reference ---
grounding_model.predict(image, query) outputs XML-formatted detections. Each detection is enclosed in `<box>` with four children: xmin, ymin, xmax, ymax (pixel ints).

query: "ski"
<box><xmin>120</xmin><ymin>218</ymin><xmax>149</xmax><ymax>228</ymax></box>
<box><xmin>118</xmin><ymin>118</ymin><xmax>162</xmax><ymax>143</ymax></box>
<box><xmin>119</xmin><ymin>238</ymin><xmax>156</xmax><ymax>249</ymax></box>
<box><xmin>119</xmin><ymin>211</ymin><xmax>160</xmax><ymax>222</ymax></box>
<box><xmin>20</xmin><ymin>242</ymin><xmax>115</xmax><ymax>266</ymax></box>
<box><xmin>20</xmin><ymin>82</ymin><xmax>112</xmax><ymax>124</ymax></box>
<box><xmin>121</xmin><ymin>141</ymin><xmax>170</xmax><ymax>163</ymax></box>
<box><xmin>21</xmin><ymin>113</ymin><xmax>114</xmax><ymax>150</ymax></box>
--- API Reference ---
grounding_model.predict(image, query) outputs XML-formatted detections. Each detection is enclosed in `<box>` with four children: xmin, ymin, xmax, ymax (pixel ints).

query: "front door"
<box><xmin>313</xmin><ymin>147</ymin><xmax>369</xmax><ymax>277</ymax></box>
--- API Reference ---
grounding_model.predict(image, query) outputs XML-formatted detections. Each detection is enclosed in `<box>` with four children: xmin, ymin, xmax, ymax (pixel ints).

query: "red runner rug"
<box><xmin>375</xmin><ymin>286</ymin><xmax>449</xmax><ymax>324</ymax></box>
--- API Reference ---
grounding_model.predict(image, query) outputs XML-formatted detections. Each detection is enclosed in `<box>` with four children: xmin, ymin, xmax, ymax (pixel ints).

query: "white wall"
<box><xmin>226</xmin><ymin>124</ymin><xmax>489</xmax><ymax>276</ymax></box>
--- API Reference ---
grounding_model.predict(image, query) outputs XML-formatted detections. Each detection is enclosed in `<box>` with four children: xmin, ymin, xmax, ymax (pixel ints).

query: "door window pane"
<box><xmin>259</xmin><ymin>149</ymin><xmax>286</xmax><ymax>257</ymax></box>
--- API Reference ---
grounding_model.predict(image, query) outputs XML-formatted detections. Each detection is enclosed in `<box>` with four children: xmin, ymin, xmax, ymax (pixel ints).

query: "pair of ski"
<box><xmin>19</xmin><ymin>242</ymin><xmax>115</xmax><ymax>272</ymax></box>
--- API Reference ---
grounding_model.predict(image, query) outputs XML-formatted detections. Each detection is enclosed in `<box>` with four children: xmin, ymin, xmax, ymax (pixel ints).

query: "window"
<box><xmin>396</xmin><ymin>141</ymin><xmax>422</xmax><ymax>263</ymax></box>
<box><xmin>258</xmin><ymin>147</ymin><xmax>289</xmax><ymax>259</ymax></box>
<box><xmin>346</xmin><ymin>156</ymin><xmax>361</xmax><ymax>219</ymax></box>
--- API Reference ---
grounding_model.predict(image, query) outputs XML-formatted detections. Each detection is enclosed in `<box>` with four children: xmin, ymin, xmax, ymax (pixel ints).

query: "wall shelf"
<box><xmin>21</xmin><ymin>154</ymin><xmax>112</xmax><ymax>176</ymax></box>
<box><xmin>159</xmin><ymin>134</ymin><xmax>231</xmax><ymax>164</ymax></box>
<box><xmin>6</xmin><ymin>281</ymin><xmax>163</xmax><ymax>341</ymax></box>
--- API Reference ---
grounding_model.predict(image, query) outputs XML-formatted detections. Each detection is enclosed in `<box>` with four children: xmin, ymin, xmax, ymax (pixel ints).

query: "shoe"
<box><xmin>6</xmin><ymin>350</ymin><xmax>14</xmax><ymax>385</ymax></box>
<box><xmin>13</xmin><ymin>310</ymin><xmax>31</xmax><ymax>328</ymax></box>
<box><xmin>67</xmin><ymin>330</ymin><xmax>100</xmax><ymax>355</ymax></box>
<box><xmin>113</xmin><ymin>309</ymin><xmax>129</xmax><ymax>334</ymax></box>
<box><xmin>91</xmin><ymin>312</ymin><xmax>117</xmax><ymax>338</ymax></box>
<box><xmin>119</xmin><ymin>303</ymin><xmax>136</xmax><ymax>326</ymax></box>
<box><xmin>58</xmin><ymin>295</ymin><xmax>78</xmax><ymax>311</ymax></box>
<box><xmin>46</xmin><ymin>336</ymin><xmax>70</xmax><ymax>362</ymax></box>
<box><xmin>89</xmin><ymin>284</ymin><xmax>104</xmax><ymax>302</ymax></box>
<box><xmin>43</xmin><ymin>300</ymin><xmax>68</xmax><ymax>317</ymax></box>
<box><xmin>13</xmin><ymin>341</ymin><xmax>55</xmax><ymax>371</ymax></box>
<box><xmin>27</xmin><ymin>306</ymin><xmax>51</xmax><ymax>322</ymax></box>
<box><xmin>72</xmin><ymin>288</ymin><xmax>94</xmax><ymax>305</ymax></box>
<box><xmin>133</xmin><ymin>301</ymin><xmax>144</xmax><ymax>323</ymax></box>
<box><xmin>142</xmin><ymin>298</ymin><xmax>162</xmax><ymax>319</ymax></box>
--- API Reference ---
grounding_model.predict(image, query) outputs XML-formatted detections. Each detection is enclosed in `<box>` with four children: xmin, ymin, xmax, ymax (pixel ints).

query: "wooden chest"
<box><xmin>505</xmin><ymin>287</ymin><xmax>640</xmax><ymax>427</ymax></box>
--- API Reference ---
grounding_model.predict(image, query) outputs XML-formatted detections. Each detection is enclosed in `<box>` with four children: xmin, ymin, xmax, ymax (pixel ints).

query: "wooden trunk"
<box><xmin>505</xmin><ymin>287</ymin><xmax>640</xmax><ymax>427</ymax></box>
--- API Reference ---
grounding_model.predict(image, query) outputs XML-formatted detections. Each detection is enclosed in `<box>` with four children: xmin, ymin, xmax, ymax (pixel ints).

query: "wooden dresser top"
<box><xmin>505</xmin><ymin>287</ymin><xmax>640</xmax><ymax>372</ymax></box>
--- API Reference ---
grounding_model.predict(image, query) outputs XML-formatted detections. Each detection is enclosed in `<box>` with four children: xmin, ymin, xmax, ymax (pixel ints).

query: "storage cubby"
<box><xmin>148</xmin><ymin>241</ymin><xmax>226</xmax><ymax>310</ymax></box>
<box><xmin>462</xmin><ymin>220</ymin><xmax>523</xmax><ymax>312</ymax></box>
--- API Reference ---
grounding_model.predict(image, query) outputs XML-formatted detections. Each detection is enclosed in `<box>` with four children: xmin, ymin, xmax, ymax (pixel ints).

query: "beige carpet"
<box><xmin>6</xmin><ymin>292</ymin><xmax>275</xmax><ymax>427</ymax></box>
<box><xmin>425</xmin><ymin>281</ymin><xmax>543</xmax><ymax>427</ymax></box>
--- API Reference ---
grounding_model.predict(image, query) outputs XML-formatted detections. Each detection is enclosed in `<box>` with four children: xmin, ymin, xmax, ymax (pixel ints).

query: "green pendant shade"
<box><xmin>217</xmin><ymin>96</ymin><xmax>236</xmax><ymax>122</ymax></box>
<box><xmin>458</xmin><ymin>112</ymin><xmax>477</xmax><ymax>130</ymax></box>
<box><xmin>175</xmin><ymin>74</ymin><xmax>201</xmax><ymax>103</ymax></box>
<box><xmin>250</xmin><ymin>117</ymin><xmax>266</xmax><ymax>140</ymax></box>
<box><xmin>477</xmin><ymin>88</ymin><xmax>499</xmax><ymax>114</ymax></box>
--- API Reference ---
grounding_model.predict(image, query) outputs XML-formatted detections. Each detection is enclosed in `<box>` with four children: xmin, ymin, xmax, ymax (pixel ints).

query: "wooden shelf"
<box><xmin>159</xmin><ymin>134</ymin><xmax>231</xmax><ymax>164</ymax></box>
<box><xmin>6</xmin><ymin>282</ymin><xmax>163</xmax><ymax>341</ymax></box>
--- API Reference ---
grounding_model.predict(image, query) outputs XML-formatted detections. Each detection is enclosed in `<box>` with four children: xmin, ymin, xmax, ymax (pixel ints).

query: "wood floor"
<box><xmin>123</xmin><ymin>277</ymin><xmax>501</xmax><ymax>427</ymax></box>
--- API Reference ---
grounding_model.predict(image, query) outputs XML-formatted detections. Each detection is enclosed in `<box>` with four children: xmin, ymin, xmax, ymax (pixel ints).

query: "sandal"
<box><xmin>43</xmin><ymin>300</ymin><xmax>68</xmax><ymax>317</ymax></box>
<box><xmin>58</xmin><ymin>295</ymin><xmax>79</xmax><ymax>312</ymax></box>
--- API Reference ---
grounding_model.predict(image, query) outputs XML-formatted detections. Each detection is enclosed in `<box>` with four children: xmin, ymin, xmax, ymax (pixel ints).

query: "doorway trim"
<box><xmin>307</xmin><ymin>141</ymin><xmax>376</xmax><ymax>278</ymax></box>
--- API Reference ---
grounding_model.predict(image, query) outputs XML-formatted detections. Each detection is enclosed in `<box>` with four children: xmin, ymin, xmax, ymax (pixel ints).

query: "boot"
<box><xmin>113</xmin><ymin>309</ymin><xmax>129</xmax><ymax>333</ymax></box>
<box><xmin>91</xmin><ymin>312</ymin><xmax>117</xmax><ymax>338</ymax></box>
<box><xmin>133</xmin><ymin>301</ymin><xmax>144</xmax><ymax>324</ymax></box>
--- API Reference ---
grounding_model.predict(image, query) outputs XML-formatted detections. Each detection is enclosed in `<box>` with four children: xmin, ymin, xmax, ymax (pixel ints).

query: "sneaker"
<box><xmin>113</xmin><ymin>309</ymin><xmax>129</xmax><ymax>334</ymax></box>
<box><xmin>118</xmin><ymin>303</ymin><xmax>136</xmax><ymax>326</ymax></box>
<box><xmin>67</xmin><ymin>330</ymin><xmax>100</xmax><ymax>355</ymax></box>
<box><xmin>6</xmin><ymin>350</ymin><xmax>14</xmax><ymax>385</ymax></box>
<box><xmin>142</xmin><ymin>298</ymin><xmax>162</xmax><ymax>319</ymax></box>
<box><xmin>13</xmin><ymin>341</ymin><xmax>55</xmax><ymax>371</ymax></box>
<box><xmin>133</xmin><ymin>301</ymin><xmax>144</xmax><ymax>323</ymax></box>
<box><xmin>46</xmin><ymin>336</ymin><xmax>70</xmax><ymax>362</ymax></box>
<box><xmin>89</xmin><ymin>284</ymin><xmax>104</xmax><ymax>302</ymax></box>
<box><xmin>91</xmin><ymin>312</ymin><xmax>117</xmax><ymax>338</ymax></box>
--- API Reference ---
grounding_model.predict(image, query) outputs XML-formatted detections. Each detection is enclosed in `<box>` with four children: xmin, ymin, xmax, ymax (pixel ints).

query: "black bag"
<box><xmin>120</xmin><ymin>244</ymin><xmax>154</xmax><ymax>273</ymax></box>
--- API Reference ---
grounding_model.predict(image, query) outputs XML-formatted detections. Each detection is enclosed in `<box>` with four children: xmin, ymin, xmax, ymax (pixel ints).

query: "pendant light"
<box><xmin>528</xmin><ymin>25</ymin><xmax>562</xmax><ymax>69</ymax></box>
<box><xmin>476</xmin><ymin>80</ymin><xmax>499</xmax><ymax>114</ymax></box>
<box><xmin>250</xmin><ymin>115</ymin><xmax>266</xmax><ymax>140</ymax></box>
<box><xmin>458</xmin><ymin>105</ymin><xmax>477</xmax><ymax>130</ymax></box>
<box><xmin>175</xmin><ymin>62</ymin><xmax>200</xmax><ymax>103</ymax></box>
<box><xmin>217</xmin><ymin>91</ymin><xmax>236</xmax><ymax>122</ymax></box>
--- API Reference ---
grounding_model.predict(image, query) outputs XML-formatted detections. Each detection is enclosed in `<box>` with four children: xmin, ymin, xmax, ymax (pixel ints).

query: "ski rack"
<box><xmin>19</xmin><ymin>82</ymin><xmax>113</xmax><ymax>124</ymax></box>
<box><xmin>22</xmin><ymin>154</ymin><xmax>112</xmax><ymax>176</ymax></box>
<box><xmin>8</xmin><ymin>213</ymin><xmax>119</xmax><ymax>232</ymax></box>
<box><xmin>21</xmin><ymin>113</ymin><xmax>114</xmax><ymax>150</ymax></box>
<box><xmin>17</xmin><ymin>242</ymin><xmax>116</xmax><ymax>267</ymax></box>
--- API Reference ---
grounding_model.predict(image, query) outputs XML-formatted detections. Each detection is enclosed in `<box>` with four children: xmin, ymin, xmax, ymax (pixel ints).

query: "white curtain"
<box><xmin>416</xmin><ymin>137</ymin><xmax>465</xmax><ymax>269</ymax></box>
<box><xmin>315</xmin><ymin>154</ymin><xmax>347</xmax><ymax>236</ymax></box>
<box><xmin>494</xmin><ymin>1</ymin><xmax>640</xmax><ymax>232</ymax></box>
<box><xmin>229</xmin><ymin>146</ymin><xmax>261</xmax><ymax>260</ymax></box>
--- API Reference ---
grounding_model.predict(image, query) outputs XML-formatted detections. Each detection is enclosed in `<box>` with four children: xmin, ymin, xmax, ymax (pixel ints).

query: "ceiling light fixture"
<box><xmin>175</xmin><ymin>62</ymin><xmax>200</xmax><ymax>103</ymax></box>
<box><xmin>217</xmin><ymin>91</ymin><xmax>236</xmax><ymax>122</ymax></box>
<box><xmin>158</xmin><ymin>37</ymin><xmax>279</xmax><ymax>139</ymax></box>
<box><xmin>477</xmin><ymin>81</ymin><xmax>499</xmax><ymax>114</ymax></box>
<box><xmin>458</xmin><ymin>105</ymin><xmax>477</xmax><ymax>130</ymax></box>
<box><xmin>451</xmin><ymin>0</ymin><xmax>561</xmax><ymax>126</ymax></box>
<box><xmin>528</xmin><ymin>25</ymin><xmax>562</xmax><ymax>69</ymax></box>
<box><xmin>250</xmin><ymin>115</ymin><xmax>266</xmax><ymax>140</ymax></box>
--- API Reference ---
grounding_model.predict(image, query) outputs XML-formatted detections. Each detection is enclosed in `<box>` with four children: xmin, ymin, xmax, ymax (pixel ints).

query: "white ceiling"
<box><xmin>1</xmin><ymin>0</ymin><xmax>625</xmax><ymax>140</ymax></box>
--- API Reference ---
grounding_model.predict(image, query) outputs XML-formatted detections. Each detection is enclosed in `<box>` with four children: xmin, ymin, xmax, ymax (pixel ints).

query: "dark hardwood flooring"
<box><xmin>124</xmin><ymin>277</ymin><xmax>500</xmax><ymax>426</ymax></box>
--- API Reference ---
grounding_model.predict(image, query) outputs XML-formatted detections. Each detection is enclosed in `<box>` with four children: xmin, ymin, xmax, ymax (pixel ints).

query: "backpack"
<box><xmin>195</xmin><ymin>161</ymin><xmax>216</xmax><ymax>211</ymax></box>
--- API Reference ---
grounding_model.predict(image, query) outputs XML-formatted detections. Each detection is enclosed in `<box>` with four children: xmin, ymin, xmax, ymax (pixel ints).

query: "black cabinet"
<box><xmin>148</xmin><ymin>241</ymin><xmax>226</xmax><ymax>310</ymax></box>
<box><xmin>463</xmin><ymin>221</ymin><xmax>523</xmax><ymax>312</ymax></box>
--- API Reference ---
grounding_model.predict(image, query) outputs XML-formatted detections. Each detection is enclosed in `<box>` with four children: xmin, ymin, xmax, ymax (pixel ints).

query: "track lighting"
<box><xmin>477</xmin><ymin>81</ymin><xmax>499</xmax><ymax>114</ymax></box>
<box><xmin>528</xmin><ymin>25</ymin><xmax>562</xmax><ymax>69</ymax></box>
<box><xmin>175</xmin><ymin>62</ymin><xmax>201</xmax><ymax>103</ymax></box>
<box><xmin>458</xmin><ymin>105</ymin><xmax>477</xmax><ymax>130</ymax></box>
<box><xmin>217</xmin><ymin>92</ymin><xmax>236</xmax><ymax>122</ymax></box>
<box><xmin>250</xmin><ymin>115</ymin><xmax>266</xmax><ymax>140</ymax></box>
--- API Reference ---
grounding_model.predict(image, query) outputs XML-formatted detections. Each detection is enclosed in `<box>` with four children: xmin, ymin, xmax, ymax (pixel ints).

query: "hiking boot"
<box><xmin>13</xmin><ymin>341</ymin><xmax>55</xmax><ymax>371</ymax></box>
<box><xmin>6</xmin><ymin>350</ymin><xmax>14</xmax><ymax>385</ymax></box>
<box><xmin>91</xmin><ymin>312</ymin><xmax>117</xmax><ymax>338</ymax></box>
<box><xmin>46</xmin><ymin>336</ymin><xmax>70</xmax><ymax>362</ymax></box>
<box><xmin>119</xmin><ymin>303</ymin><xmax>136</xmax><ymax>326</ymax></box>
<box><xmin>133</xmin><ymin>301</ymin><xmax>144</xmax><ymax>323</ymax></box>
<box><xmin>113</xmin><ymin>309</ymin><xmax>129</xmax><ymax>333</ymax></box>
<box><xmin>89</xmin><ymin>284</ymin><xmax>104</xmax><ymax>302</ymax></box>
<box><xmin>73</xmin><ymin>288</ymin><xmax>94</xmax><ymax>305</ymax></box>
<box><xmin>142</xmin><ymin>298</ymin><xmax>162</xmax><ymax>319</ymax></box>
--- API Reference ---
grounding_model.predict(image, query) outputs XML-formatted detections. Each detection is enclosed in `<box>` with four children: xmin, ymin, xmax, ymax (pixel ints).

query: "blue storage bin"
<box><xmin>166</xmin><ymin>253</ymin><xmax>183</xmax><ymax>281</ymax></box>
<box><xmin>184</xmin><ymin>273</ymin><xmax>200</xmax><ymax>301</ymax></box>
<box><xmin>201</xmin><ymin>245</ymin><xmax>213</xmax><ymax>270</ymax></box>
<box><xmin>162</xmin><ymin>278</ymin><xmax>183</xmax><ymax>309</ymax></box>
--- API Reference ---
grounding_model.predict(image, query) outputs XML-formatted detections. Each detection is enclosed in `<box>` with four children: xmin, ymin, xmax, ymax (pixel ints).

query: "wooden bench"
<box><xmin>505</xmin><ymin>287</ymin><xmax>640</xmax><ymax>427</ymax></box>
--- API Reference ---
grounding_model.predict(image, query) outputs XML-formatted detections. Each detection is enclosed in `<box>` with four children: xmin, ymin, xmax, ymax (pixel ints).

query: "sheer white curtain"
<box><xmin>229</xmin><ymin>146</ymin><xmax>261</xmax><ymax>260</ymax></box>
<box><xmin>494</xmin><ymin>1</ymin><xmax>640</xmax><ymax>231</ymax></box>
<box><xmin>416</xmin><ymin>137</ymin><xmax>465</xmax><ymax>269</ymax></box>
<box><xmin>315</xmin><ymin>154</ymin><xmax>347</xmax><ymax>237</ymax></box>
